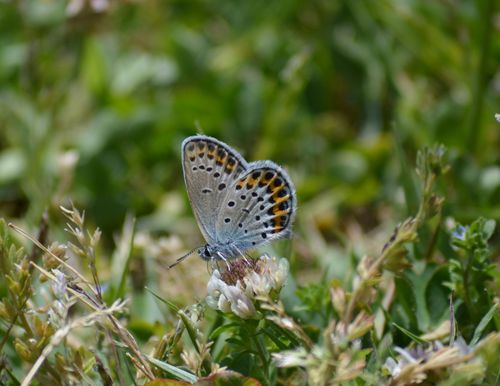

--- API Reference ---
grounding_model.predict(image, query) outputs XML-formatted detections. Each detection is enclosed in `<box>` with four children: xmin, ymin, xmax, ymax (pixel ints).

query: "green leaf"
<box><xmin>482</xmin><ymin>219</ymin><xmax>496</xmax><ymax>240</ymax></box>
<box><xmin>393</xmin><ymin>276</ymin><xmax>419</xmax><ymax>331</ymax></box>
<box><xmin>110</xmin><ymin>214</ymin><xmax>136</xmax><ymax>300</ymax></box>
<box><xmin>391</xmin><ymin>323</ymin><xmax>426</xmax><ymax>344</ymax></box>
<box><xmin>146</xmin><ymin>355</ymin><xmax>198</xmax><ymax>384</ymax></box>
<box><xmin>470</xmin><ymin>304</ymin><xmax>498</xmax><ymax>346</ymax></box>
<box><xmin>407</xmin><ymin>265</ymin><xmax>445</xmax><ymax>331</ymax></box>
<box><xmin>209</xmin><ymin>323</ymin><xmax>239</xmax><ymax>340</ymax></box>
<box><xmin>145</xmin><ymin>286</ymin><xmax>180</xmax><ymax>314</ymax></box>
<box><xmin>178</xmin><ymin>310</ymin><xmax>201</xmax><ymax>353</ymax></box>
<box><xmin>424</xmin><ymin>266</ymin><xmax>450</xmax><ymax>323</ymax></box>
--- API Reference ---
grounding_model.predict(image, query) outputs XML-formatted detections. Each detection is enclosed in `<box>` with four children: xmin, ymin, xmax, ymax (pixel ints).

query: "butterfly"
<box><xmin>169</xmin><ymin>135</ymin><xmax>296</xmax><ymax>267</ymax></box>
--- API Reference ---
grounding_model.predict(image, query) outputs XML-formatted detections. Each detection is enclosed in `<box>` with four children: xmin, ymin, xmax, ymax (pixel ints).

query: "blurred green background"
<box><xmin>0</xmin><ymin>1</ymin><xmax>499</xmax><ymax>293</ymax></box>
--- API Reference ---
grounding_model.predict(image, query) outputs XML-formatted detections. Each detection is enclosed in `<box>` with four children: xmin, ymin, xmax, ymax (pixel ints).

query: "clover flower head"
<box><xmin>206</xmin><ymin>255</ymin><xmax>289</xmax><ymax>319</ymax></box>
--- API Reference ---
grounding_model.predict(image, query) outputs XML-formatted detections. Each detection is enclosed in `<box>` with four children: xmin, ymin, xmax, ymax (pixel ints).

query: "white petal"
<box><xmin>232</xmin><ymin>298</ymin><xmax>256</xmax><ymax>319</ymax></box>
<box><xmin>217</xmin><ymin>294</ymin><xmax>232</xmax><ymax>313</ymax></box>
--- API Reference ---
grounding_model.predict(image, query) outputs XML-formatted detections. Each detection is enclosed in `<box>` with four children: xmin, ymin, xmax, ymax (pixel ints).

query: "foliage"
<box><xmin>1</xmin><ymin>147</ymin><xmax>499</xmax><ymax>385</ymax></box>
<box><xmin>0</xmin><ymin>1</ymin><xmax>499</xmax><ymax>385</ymax></box>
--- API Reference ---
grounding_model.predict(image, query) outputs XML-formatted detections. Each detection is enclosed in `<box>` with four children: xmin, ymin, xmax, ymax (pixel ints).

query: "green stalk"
<box><xmin>462</xmin><ymin>254</ymin><xmax>474</xmax><ymax>316</ymax></box>
<box><xmin>248</xmin><ymin>322</ymin><xmax>270</xmax><ymax>384</ymax></box>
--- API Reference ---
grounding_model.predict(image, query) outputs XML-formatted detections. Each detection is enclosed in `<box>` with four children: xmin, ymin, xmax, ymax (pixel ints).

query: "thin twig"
<box><xmin>8</xmin><ymin>223</ymin><xmax>98</xmax><ymax>298</ymax></box>
<box><xmin>30</xmin><ymin>261</ymin><xmax>155</xmax><ymax>379</ymax></box>
<box><xmin>21</xmin><ymin>301</ymin><xmax>126</xmax><ymax>386</ymax></box>
<box><xmin>30</xmin><ymin>262</ymin><xmax>101</xmax><ymax>311</ymax></box>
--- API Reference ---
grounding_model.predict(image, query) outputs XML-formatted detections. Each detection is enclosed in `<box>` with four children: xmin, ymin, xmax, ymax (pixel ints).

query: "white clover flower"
<box><xmin>206</xmin><ymin>255</ymin><xmax>289</xmax><ymax>319</ymax></box>
<box><xmin>206</xmin><ymin>269</ymin><xmax>256</xmax><ymax>318</ymax></box>
<box><xmin>243</xmin><ymin>255</ymin><xmax>289</xmax><ymax>296</ymax></box>
<box><xmin>223</xmin><ymin>284</ymin><xmax>256</xmax><ymax>319</ymax></box>
<box><xmin>244</xmin><ymin>270</ymin><xmax>273</xmax><ymax>297</ymax></box>
<box><xmin>216</xmin><ymin>293</ymin><xmax>232</xmax><ymax>313</ymax></box>
<box><xmin>206</xmin><ymin>269</ymin><xmax>224</xmax><ymax>305</ymax></box>
<box><xmin>273</xmin><ymin>257</ymin><xmax>289</xmax><ymax>288</ymax></box>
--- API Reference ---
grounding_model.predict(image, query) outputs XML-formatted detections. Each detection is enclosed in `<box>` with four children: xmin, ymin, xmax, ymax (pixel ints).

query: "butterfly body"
<box><xmin>182</xmin><ymin>135</ymin><xmax>296</xmax><ymax>261</ymax></box>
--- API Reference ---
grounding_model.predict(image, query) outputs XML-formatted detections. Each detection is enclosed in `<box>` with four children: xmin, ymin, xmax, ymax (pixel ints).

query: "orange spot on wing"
<box><xmin>272</xmin><ymin>226</ymin><xmax>284</xmax><ymax>234</ymax></box>
<box><xmin>224</xmin><ymin>157</ymin><xmax>238</xmax><ymax>173</ymax></box>
<box><xmin>195</xmin><ymin>142</ymin><xmax>207</xmax><ymax>158</ymax></box>
<box><xmin>215</xmin><ymin>148</ymin><xmax>228</xmax><ymax>165</ymax></box>
<box><xmin>207</xmin><ymin>144</ymin><xmax>216</xmax><ymax>159</ymax></box>
<box><xmin>272</xmin><ymin>193</ymin><xmax>289</xmax><ymax>204</ymax></box>
<box><xmin>245</xmin><ymin>175</ymin><xmax>259</xmax><ymax>188</ymax></box>
<box><xmin>185</xmin><ymin>142</ymin><xmax>197</xmax><ymax>158</ymax></box>
<box><xmin>272</xmin><ymin>208</ymin><xmax>290</xmax><ymax>216</ymax></box>
<box><xmin>236</xmin><ymin>179</ymin><xmax>246</xmax><ymax>189</ymax></box>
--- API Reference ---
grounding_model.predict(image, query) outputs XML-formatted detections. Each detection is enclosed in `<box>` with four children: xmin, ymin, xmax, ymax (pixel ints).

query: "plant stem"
<box><xmin>343</xmin><ymin>237</ymin><xmax>395</xmax><ymax>327</ymax></box>
<box><xmin>249</xmin><ymin>322</ymin><xmax>270</xmax><ymax>384</ymax></box>
<box><xmin>424</xmin><ymin>212</ymin><xmax>442</xmax><ymax>261</ymax></box>
<box><xmin>343</xmin><ymin>194</ymin><xmax>427</xmax><ymax>327</ymax></box>
<box><xmin>462</xmin><ymin>255</ymin><xmax>474</xmax><ymax>315</ymax></box>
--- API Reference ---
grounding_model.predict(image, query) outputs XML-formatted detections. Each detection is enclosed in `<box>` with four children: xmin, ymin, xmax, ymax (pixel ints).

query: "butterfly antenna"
<box><xmin>168</xmin><ymin>247</ymin><xmax>199</xmax><ymax>269</ymax></box>
<box><xmin>194</xmin><ymin>120</ymin><xmax>205</xmax><ymax>135</ymax></box>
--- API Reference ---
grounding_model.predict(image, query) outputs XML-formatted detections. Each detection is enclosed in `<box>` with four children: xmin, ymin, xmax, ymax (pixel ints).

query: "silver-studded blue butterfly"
<box><xmin>169</xmin><ymin>135</ymin><xmax>296</xmax><ymax>267</ymax></box>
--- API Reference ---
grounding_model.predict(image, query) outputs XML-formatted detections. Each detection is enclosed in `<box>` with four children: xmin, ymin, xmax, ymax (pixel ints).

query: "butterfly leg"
<box><xmin>216</xmin><ymin>252</ymin><xmax>231</xmax><ymax>271</ymax></box>
<box><xmin>214</xmin><ymin>259</ymin><xmax>221</xmax><ymax>272</ymax></box>
<box><xmin>234</xmin><ymin>245</ymin><xmax>251</xmax><ymax>266</ymax></box>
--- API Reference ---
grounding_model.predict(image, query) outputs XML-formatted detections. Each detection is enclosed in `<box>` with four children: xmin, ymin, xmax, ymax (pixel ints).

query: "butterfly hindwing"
<box><xmin>182</xmin><ymin>135</ymin><xmax>248</xmax><ymax>245</ymax></box>
<box><xmin>215</xmin><ymin>160</ymin><xmax>296</xmax><ymax>251</ymax></box>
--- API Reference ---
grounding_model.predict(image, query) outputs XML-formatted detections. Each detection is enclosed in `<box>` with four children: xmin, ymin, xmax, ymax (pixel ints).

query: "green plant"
<box><xmin>1</xmin><ymin>147</ymin><xmax>498</xmax><ymax>385</ymax></box>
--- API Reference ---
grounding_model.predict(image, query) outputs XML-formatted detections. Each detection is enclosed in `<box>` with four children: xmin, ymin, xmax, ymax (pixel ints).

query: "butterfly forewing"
<box><xmin>215</xmin><ymin>160</ymin><xmax>296</xmax><ymax>251</ymax></box>
<box><xmin>182</xmin><ymin>136</ymin><xmax>248</xmax><ymax>244</ymax></box>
